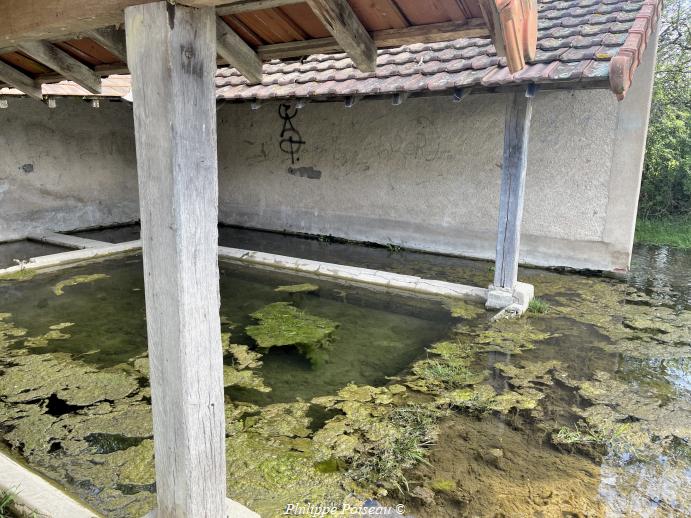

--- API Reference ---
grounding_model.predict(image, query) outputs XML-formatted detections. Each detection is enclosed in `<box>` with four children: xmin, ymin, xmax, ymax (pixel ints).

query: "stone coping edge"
<box><xmin>0</xmin><ymin>240</ymin><xmax>142</xmax><ymax>277</ymax></box>
<box><xmin>0</xmin><ymin>237</ymin><xmax>487</xmax><ymax>302</ymax></box>
<box><xmin>0</xmin><ymin>451</ymin><xmax>101</xmax><ymax>518</ymax></box>
<box><xmin>218</xmin><ymin>246</ymin><xmax>488</xmax><ymax>301</ymax></box>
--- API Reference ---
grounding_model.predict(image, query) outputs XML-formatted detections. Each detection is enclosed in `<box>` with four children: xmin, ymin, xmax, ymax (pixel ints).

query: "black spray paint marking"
<box><xmin>288</xmin><ymin>166</ymin><xmax>322</xmax><ymax>180</ymax></box>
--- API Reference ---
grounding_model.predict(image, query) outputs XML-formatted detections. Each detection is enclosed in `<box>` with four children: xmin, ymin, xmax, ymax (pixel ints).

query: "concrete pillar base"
<box><xmin>485</xmin><ymin>282</ymin><xmax>534</xmax><ymax>314</ymax></box>
<box><xmin>144</xmin><ymin>498</ymin><xmax>260</xmax><ymax>518</ymax></box>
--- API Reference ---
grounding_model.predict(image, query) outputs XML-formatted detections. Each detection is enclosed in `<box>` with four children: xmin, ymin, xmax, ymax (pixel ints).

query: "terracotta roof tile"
<box><xmin>217</xmin><ymin>0</ymin><xmax>660</xmax><ymax>101</ymax></box>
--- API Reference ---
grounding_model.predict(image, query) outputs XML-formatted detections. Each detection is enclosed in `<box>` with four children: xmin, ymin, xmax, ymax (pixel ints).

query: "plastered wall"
<box><xmin>0</xmin><ymin>98</ymin><xmax>138</xmax><ymax>241</ymax></box>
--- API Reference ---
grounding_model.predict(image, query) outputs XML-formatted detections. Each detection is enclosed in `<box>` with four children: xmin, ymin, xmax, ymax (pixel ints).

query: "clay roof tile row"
<box><xmin>215</xmin><ymin>0</ymin><xmax>661</xmax><ymax>101</ymax></box>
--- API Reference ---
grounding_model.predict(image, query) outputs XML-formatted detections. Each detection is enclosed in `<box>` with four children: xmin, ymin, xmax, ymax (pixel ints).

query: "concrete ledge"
<box><xmin>28</xmin><ymin>231</ymin><xmax>109</xmax><ymax>250</ymax></box>
<box><xmin>0</xmin><ymin>240</ymin><xmax>142</xmax><ymax>277</ymax></box>
<box><xmin>218</xmin><ymin>246</ymin><xmax>488</xmax><ymax>301</ymax></box>
<box><xmin>0</xmin><ymin>451</ymin><xmax>100</xmax><ymax>518</ymax></box>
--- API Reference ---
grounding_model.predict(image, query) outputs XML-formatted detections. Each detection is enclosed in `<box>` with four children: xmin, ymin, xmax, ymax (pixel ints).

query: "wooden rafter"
<box><xmin>305</xmin><ymin>0</ymin><xmax>377</xmax><ymax>73</ymax></box>
<box><xmin>17</xmin><ymin>41</ymin><xmax>102</xmax><ymax>93</ymax></box>
<box><xmin>84</xmin><ymin>27</ymin><xmax>128</xmax><ymax>63</ymax></box>
<box><xmin>0</xmin><ymin>60</ymin><xmax>43</xmax><ymax>100</ymax></box>
<box><xmin>258</xmin><ymin>19</ymin><xmax>489</xmax><ymax>60</ymax></box>
<box><xmin>0</xmin><ymin>0</ymin><xmax>538</xmax><ymax>94</ymax></box>
<box><xmin>216</xmin><ymin>18</ymin><xmax>263</xmax><ymax>84</ymax></box>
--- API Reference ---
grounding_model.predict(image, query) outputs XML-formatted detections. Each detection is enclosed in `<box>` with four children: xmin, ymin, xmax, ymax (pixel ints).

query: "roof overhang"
<box><xmin>0</xmin><ymin>0</ymin><xmax>538</xmax><ymax>101</ymax></box>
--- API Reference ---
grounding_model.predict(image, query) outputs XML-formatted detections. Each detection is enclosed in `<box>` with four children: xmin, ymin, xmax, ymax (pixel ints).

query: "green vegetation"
<box><xmin>527</xmin><ymin>298</ymin><xmax>550</xmax><ymax>314</ymax></box>
<box><xmin>274</xmin><ymin>283</ymin><xmax>319</xmax><ymax>294</ymax></box>
<box><xmin>0</xmin><ymin>490</ymin><xmax>15</xmax><ymax>518</ymax></box>
<box><xmin>347</xmin><ymin>404</ymin><xmax>438</xmax><ymax>494</ymax></box>
<box><xmin>637</xmin><ymin>0</ymin><xmax>690</xmax><ymax>243</ymax></box>
<box><xmin>246</xmin><ymin>302</ymin><xmax>339</xmax><ymax>366</ymax></box>
<box><xmin>51</xmin><ymin>273</ymin><xmax>109</xmax><ymax>296</ymax></box>
<box><xmin>635</xmin><ymin>215</ymin><xmax>691</xmax><ymax>248</ymax></box>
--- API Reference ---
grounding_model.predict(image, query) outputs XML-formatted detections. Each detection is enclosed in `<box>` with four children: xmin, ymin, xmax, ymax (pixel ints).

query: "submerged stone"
<box><xmin>52</xmin><ymin>273</ymin><xmax>109</xmax><ymax>296</ymax></box>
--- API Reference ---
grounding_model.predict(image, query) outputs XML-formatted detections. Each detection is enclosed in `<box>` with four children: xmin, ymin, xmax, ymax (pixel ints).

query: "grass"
<box><xmin>0</xmin><ymin>490</ymin><xmax>15</xmax><ymax>518</ymax></box>
<box><xmin>349</xmin><ymin>405</ymin><xmax>438</xmax><ymax>494</ymax></box>
<box><xmin>635</xmin><ymin>216</ymin><xmax>691</xmax><ymax>248</ymax></box>
<box><xmin>528</xmin><ymin>298</ymin><xmax>550</xmax><ymax>314</ymax></box>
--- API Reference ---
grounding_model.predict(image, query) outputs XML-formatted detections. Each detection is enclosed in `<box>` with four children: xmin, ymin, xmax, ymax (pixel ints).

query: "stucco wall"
<box><xmin>0</xmin><ymin>99</ymin><xmax>138</xmax><ymax>241</ymax></box>
<box><xmin>216</xmin><ymin>87</ymin><xmax>630</xmax><ymax>270</ymax></box>
<box><xmin>0</xmin><ymin>41</ymin><xmax>656</xmax><ymax>272</ymax></box>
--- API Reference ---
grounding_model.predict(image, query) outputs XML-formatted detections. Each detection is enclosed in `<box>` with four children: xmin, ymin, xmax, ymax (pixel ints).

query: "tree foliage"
<box><xmin>639</xmin><ymin>0</ymin><xmax>691</xmax><ymax>218</ymax></box>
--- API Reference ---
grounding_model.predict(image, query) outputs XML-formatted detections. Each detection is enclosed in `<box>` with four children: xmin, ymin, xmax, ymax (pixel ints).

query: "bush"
<box><xmin>638</xmin><ymin>0</ymin><xmax>691</xmax><ymax>221</ymax></box>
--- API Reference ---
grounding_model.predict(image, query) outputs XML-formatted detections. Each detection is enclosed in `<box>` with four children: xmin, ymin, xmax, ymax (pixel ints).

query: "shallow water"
<box><xmin>1</xmin><ymin>230</ymin><xmax>690</xmax><ymax>518</ymax></box>
<box><xmin>3</xmin><ymin>256</ymin><xmax>452</xmax><ymax>401</ymax></box>
<box><xmin>630</xmin><ymin>243</ymin><xmax>691</xmax><ymax>310</ymax></box>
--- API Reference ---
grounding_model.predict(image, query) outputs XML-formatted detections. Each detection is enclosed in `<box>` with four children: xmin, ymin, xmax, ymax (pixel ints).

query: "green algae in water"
<box><xmin>0</xmin><ymin>255</ymin><xmax>453</xmax><ymax>517</ymax></box>
<box><xmin>246</xmin><ymin>302</ymin><xmax>338</xmax><ymax>366</ymax></box>
<box><xmin>52</xmin><ymin>273</ymin><xmax>109</xmax><ymax>296</ymax></box>
<box><xmin>274</xmin><ymin>283</ymin><xmax>319</xmax><ymax>294</ymax></box>
<box><xmin>1</xmin><ymin>240</ymin><xmax>691</xmax><ymax>517</ymax></box>
<box><xmin>446</xmin><ymin>300</ymin><xmax>486</xmax><ymax>320</ymax></box>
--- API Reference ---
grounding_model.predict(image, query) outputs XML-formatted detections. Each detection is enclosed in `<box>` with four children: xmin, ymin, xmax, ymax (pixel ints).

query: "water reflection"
<box><xmin>629</xmin><ymin>244</ymin><xmax>691</xmax><ymax>310</ymax></box>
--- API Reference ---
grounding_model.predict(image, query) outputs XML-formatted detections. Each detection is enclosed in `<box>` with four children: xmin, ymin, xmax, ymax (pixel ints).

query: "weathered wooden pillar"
<box><xmin>124</xmin><ymin>3</ymin><xmax>226</xmax><ymax>517</ymax></box>
<box><xmin>486</xmin><ymin>86</ymin><xmax>536</xmax><ymax>311</ymax></box>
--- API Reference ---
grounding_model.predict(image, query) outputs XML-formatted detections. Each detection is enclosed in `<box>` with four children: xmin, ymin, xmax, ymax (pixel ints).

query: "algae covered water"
<box><xmin>0</xmin><ymin>236</ymin><xmax>690</xmax><ymax>517</ymax></box>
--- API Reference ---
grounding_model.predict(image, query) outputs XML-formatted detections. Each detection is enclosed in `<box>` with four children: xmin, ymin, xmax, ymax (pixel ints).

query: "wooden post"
<box><xmin>124</xmin><ymin>3</ymin><xmax>226</xmax><ymax>517</ymax></box>
<box><xmin>487</xmin><ymin>86</ymin><xmax>535</xmax><ymax>309</ymax></box>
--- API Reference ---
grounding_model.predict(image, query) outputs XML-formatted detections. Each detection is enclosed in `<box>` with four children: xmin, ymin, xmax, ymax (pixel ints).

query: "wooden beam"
<box><xmin>374</xmin><ymin>18</ymin><xmax>488</xmax><ymax>46</ymax></box>
<box><xmin>217</xmin><ymin>0</ymin><xmax>301</xmax><ymax>16</ymax></box>
<box><xmin>0</xmin><ymin>0</ymin><xmax>277</xmax><ymax>47</ymax></box>
<box><xmin>305</xmin><ymin>0</ymin><xmax>377</xmax><ymax>72</ymax></box>
<box><xmin>492</xmin><ymin>86</ymin><xmax>535</xmax><ymax>292</ymax></box>
<box><xmin>0</xmin><ymin>0</ymin><xmax>151</xmax><ymax>48</ymax></box>
<box><xmin>124</xmin><ymin>3</ymin><xmax>227</xmax><ymax>516</ymax></box>
<box><xmin>258</xmin><ymin>19</ymin><xmax>490</xmax><ymax>60</ymax></box>
<box><xmin>84</xmin><ymin>27</ymin><xmax>128</xmax><ymax>62</ymax></box>
<box><xmin>17</xmin><ymin>41</ymin><xmax>101</xmax><ymax>94</ymax></box>
<box><xmin>216</xmin><ymin>18</ymin><xmax>262</xmax><ymax>84</ymax></box>
<box><xmin>0</xmin><ymin>60</ymin><xmax>43</xmax><ymax>100</ymax></box>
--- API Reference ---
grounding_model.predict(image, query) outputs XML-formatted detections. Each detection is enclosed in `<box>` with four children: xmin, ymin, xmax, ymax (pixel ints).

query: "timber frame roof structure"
<box><xmin>215</xmin><ymin>0</ymin><xmax>661</xmax><ymax>101</ymax></box>
<box><xmin>0</xmin><ymin>0</ymin><xmax>538</xmax><ymax>101</ymax></box>
<box><xmin>0</xmin><ymin>0</ymin><xmax>660</xmax><ymax>105</ymax></box>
